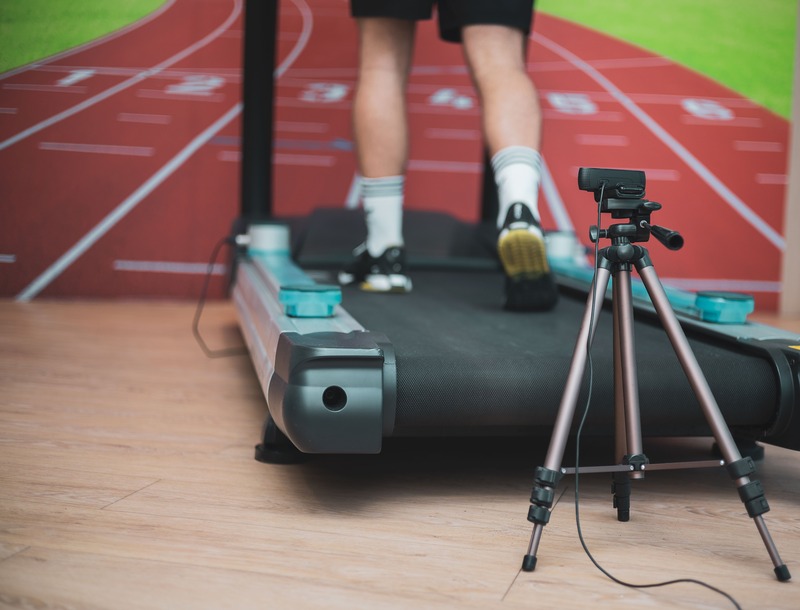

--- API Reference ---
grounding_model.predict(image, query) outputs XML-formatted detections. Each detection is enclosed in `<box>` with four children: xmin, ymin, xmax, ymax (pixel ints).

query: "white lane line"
<box><xmin>533</xmin><ymin>32</ymin><xmax>785</xmax><ymax>251</ymax></box>
<box><xmin>0</xmin><ymin>108</ymin><xmax>18</xmax><ymax>114</ymax></box>
<box><xmin>345</xmin><ymin>172</ymin><xmax>361</xmax><ymax>209</ymax></box>
<box><xmin>424</xmin><ymin>128</ymin><xmax>480</xmax><ymax>140</ymax></box>
<box><xmin>275</xmin><ymin>153</ymin><xmax>334</xmax><ymax>166</ymax></box>
<box><xmin>532</xmin><ymin>56</ymin><xmax>673</xmax><ymax>73</ymax></box>
<box><xmin>407</xmin><ymin>159</ymin><xmax>482</xmax><ymax>173</ymax></box>
<box><xmin>136</xmin><ymin>89</ymin><xmax>226</xmax><ymax>102</ymax></box>
<box><xmin>117</xmin><ymin>112</ymin><xmax>172</xmax><ymax>125</ymax></box>
<box><xmin>57</xmin><ymin>69</ymin><xmax>96</xmax><ymax>86</ymax></box>
<box><xmin>541</xmin><ymin>157</ymin><xmax>576</xmax><ymax>235</ymax></box>
<box><xmin>16</xmin><ymin>104</ymin><xmax>243</xmax><ymax>302</ymax></box>
<box><xmin>734</xmin><ymin>141</ymin><xmax>783</xmax><ymax>153</ymax></box>
<box><xmin>217</xmin><ymin>150</ymin><xmax>240</xmax><ymax>162</ymax></box>
<box><xmin>33</xmin><ymin>65</ymin><xmax>242</xmax><ymax>80</ymax></box>
<box><xmin>217</xmin><ymin>150</ymin><xmax>336</xmax><ymax>166</ymax></box>
<box><xmin>16</xmin><ymin>0</ymin><xmax>314</xmax><ymax>301</ymax></box>
<box><xmin>755</xmin><ymin>174</ymin><xmax>787</xmax><ymax>185</ymax></box>
<box><xmin>407</xmin><ymin>102</ymin><xmax>479</xmax><ymax>116</ymax></box>
<box><xmin>39</xmin><ymin>142</ymin><xmax>155</xmax><ymax>156</ymax></box>
<box><xmin>0</xmin><ymin>0</ymin><xmax>243</xmax><ymax>152</ymax></box>
<box><xmin>681</xmin><ymin>115</ymin><xmax>763</xmax><ymax>128</ymax></box>
<box><xmin>574</xmin><ymin>134</ymin><xmax>629</xmax><ymax>146</ymax></box>
<box><xmin>0</xmin><ymin>254</ymin><xmax>17</xmax><ymax>263</ymax></box>
<box><xmin>276</xmin><ymin>0</ymin><xmax>314</xmax><ymax>79</ymax></box>
<box><xmin>542</xmin><ymin>109</ymin><xmax>624</xmax><ymax>122</ymax></box>
<box><xmin>3</xmin><ymin>84</ymin><xmax>87</xmax><ymax>94</ymax></box>
<box><xmin>625</xmin><ymin>92</ymin><xmax>757</xmax><ymax>108</ymax></box>
<box><xmin>114</xmin><ymin>260</ymin><xmax>226</xmax><ymax>275</ymax></box>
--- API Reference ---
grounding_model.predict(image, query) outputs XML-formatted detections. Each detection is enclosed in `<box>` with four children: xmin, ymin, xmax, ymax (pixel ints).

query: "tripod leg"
<box><xmin>611</xmin><ymin>294</ymin><xmax>632</xmax><ymax>521</ymax></box>
<box><xmin>612</xmin><ymin>268</ymin><xmax>650</xmax><ymax>521</ymax></box>
<box><xmin>637</xmin><ymin>263</ymin><xmax>791</xmax><ymax>581</ymax></box>
<box><xmin>522</xmin><ymin>265</ymin><xmax>612</xmax><ymax>572</ymax></box>
<box><xmin>614</xmin><ymin>269</ymin><xmax>645</xmax><ymax>471</ymax></box>
<box><xmin>612</xmin><ymin>293</ymin><xmax>626</xmax><ymax>466</ymax></box>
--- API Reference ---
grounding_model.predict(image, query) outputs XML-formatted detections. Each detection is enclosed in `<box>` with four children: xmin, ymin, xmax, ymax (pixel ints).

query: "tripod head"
<box><xmin>578</xmin><ymin>167</ymin><xmax>683</xmax><ymax>251</ymax></box>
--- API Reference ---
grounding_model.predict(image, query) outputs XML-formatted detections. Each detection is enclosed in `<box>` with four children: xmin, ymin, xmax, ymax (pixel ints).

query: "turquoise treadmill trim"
<box><xmin>250</xmin><ymin>250</ymin><xmax>342</xmax><ymax>319</ymax></box>
<box><xmin>548</xmin><ymin>255</ymin><xmax>751</xmax><ymax>325</ymax></box>
<box><xmin>249</xmin><ymin>246</ymin><xmax>751</xmax><ymax>325</ymax></box>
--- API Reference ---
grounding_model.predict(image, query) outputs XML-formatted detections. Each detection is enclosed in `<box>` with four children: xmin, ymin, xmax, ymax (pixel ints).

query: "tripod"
<box><xmin>521</xmin><ymin>169</ymin><xmax>791</xmax><ymax>581</ymax></box>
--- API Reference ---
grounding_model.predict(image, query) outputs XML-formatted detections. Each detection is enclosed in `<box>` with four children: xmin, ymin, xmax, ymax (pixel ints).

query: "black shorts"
<box><xmin>350</xmin><ymin>0</ymin><xmax>535</xmax><ymax>43</ymax></box>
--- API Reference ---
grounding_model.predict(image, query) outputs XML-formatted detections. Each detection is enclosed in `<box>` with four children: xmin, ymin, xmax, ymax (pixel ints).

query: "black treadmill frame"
<box><xmin>232</xmin><ymin>0</ymin><xmax>800</xmax><ymax>457</ymax></box>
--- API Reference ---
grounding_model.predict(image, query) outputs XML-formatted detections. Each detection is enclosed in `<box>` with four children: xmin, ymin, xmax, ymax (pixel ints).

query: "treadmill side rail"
<box><xmin>233</xmin><ymin>251</ymin><xmax>395</xmax><ymax>455</ymax></box>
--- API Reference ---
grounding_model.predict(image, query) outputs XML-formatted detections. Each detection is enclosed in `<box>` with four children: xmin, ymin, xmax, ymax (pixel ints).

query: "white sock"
<box><xmin>361</xmin><ymin>175</ymin><xmax>405</xmax><ymax>257</ymax></box>
<box><xmin>491</xmin><ymin>146</ymin><xmax>543</xmax><ymax>231</ymax></box>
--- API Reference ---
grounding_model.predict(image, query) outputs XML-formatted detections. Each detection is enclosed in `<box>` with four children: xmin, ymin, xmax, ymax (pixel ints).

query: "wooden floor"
<box><xmin>1</xmin><ymin>299</ymin><xmax>798</xmax><ymax>609</ymax></box>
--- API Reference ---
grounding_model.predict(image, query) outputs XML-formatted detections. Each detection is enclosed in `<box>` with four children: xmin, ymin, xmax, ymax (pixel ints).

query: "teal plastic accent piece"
<box><xmin>279</xmin><ymin>283</ymin><xmax>342</xmax><ymax>318</ymax></box>
<box><xmin>694</xmin><ymin>291</ymin><xmax>754</xmax><ymax>324</ymax></box>
<box><xmin>250</xmin><ymin>246</ymin><xmax>291</xmax><ymax>256</ymax></box>
<box><xmin>547</xmin><ymin>256</ymin><xmax>750</xmax><ymax>322</ymax></box>
<box><xmin>252</xmin><ymin>252</ymin><xmax>310</xmax><ymax>286</ymax></box>
<box><xmin>248</xmin><ymin>250</ymin><xmax>342</xmax><ymax>318</ymax></box>
<box><xmin>548</xmin><ymin>258</ymin><xmax>697</xmax><ymax>312</ymax></box>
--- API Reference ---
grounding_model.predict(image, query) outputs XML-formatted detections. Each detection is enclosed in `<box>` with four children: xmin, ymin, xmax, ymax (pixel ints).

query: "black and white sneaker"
<box><xmin>498</xmin><ymin>203</ymin><xmax>558</xmax><ymax>311</ymax></box>
<box><xmin>338</xmin><ymin>244</ymin><xmax>412</xmax><ymax>293</ymax></box>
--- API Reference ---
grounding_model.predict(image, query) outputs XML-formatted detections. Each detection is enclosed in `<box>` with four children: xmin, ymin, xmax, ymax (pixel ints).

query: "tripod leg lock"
<box><xmin>530</xmin><ymin>485</ymin><xmax>555</xmax><ymax>506</ymax></box>
<box><xmin>527</xmin><ymin>504</ymin><xmax>552</xmax><ymax>525</ymax></box>
<box><xmin>725</xmin><ymin>456</ymin><xmax>756</xmax><ymax>479</ymax></box>
<box><xmin>725</xmin><ymin>457</ymin><xmax>770</xmax><ymax>517</ymax></box>
<box><xmin>738</xmin><ymin>480</ymin><xmax>770</xmax><ymax>517</ymax></box>
<box><xmin>527</xmin><ymin>467</ymin><xmax>563</xmax><ymax>525</ymax></box>
<box><xmin>534</xmin><ymin>466</ymin><xmax>564</xmax><ymax>488</ymax></box>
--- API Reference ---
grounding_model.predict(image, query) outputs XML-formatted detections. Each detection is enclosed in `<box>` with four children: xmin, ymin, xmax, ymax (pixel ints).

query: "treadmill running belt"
<box><xmin>338</xmin><ymin>269</ymin><xmax>777</xmax><ymax>437</ymax></box>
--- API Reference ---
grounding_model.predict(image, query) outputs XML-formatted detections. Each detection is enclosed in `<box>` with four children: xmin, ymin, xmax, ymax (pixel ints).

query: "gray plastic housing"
<box><xmin>232</xmin><ymin>225</ymin><xmax>395</xmax><ymax>454</ymax></box>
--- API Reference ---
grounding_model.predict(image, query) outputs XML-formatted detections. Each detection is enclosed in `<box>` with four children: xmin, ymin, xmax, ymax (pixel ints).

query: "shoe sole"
<box><xmin>338</xmin><ymin>270</ymin><xmax>358</xmax><ymax>285</ymax></box>
<box><xmin>498</xmin><ymin>228</ymin><xmax>550</xmax><ymax>280</ymax></box>
<box><xmin>499</xmin><ymin>228</ymin><xmax>558</xmax><ymax>311</ymax></box>
<box><xmin>361</xmin><ymin>274</ymin><xmax>412</xmax><ymax>294</ymax></box>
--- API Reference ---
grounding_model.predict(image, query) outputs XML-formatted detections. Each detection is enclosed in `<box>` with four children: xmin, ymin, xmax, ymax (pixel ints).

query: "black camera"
<box><xmin>578</xmin><ymin>167</ymin><xmax>646</xmax><ymax>202</ymax></box>
<box><xmin>578</xmin><ymin>167</ymin><xmax>683</xmax><ymax>250</ymax></box>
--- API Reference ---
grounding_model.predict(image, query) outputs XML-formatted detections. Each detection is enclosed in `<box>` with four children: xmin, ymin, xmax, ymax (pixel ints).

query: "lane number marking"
<box><xmin>299</xmin><ymin>82</ymin><xmax>349</xmax><ymax>103</ymax></box>
<box><xmin>547</xmin><ymin>92</ymin><xmax>597</xmax><ymax>115</ymax></box>
<box><xmin>166</xmin><ymin>75</ymin><xmax>226</xmax><ymax>96</ymax></box>
<box><xmin>681</xmin><ymin>98</ymin><xmax>733</xmax><ymax>121</ymax></box>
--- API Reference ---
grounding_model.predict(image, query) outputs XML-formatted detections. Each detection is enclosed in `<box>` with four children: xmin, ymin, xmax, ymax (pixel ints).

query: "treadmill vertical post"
<box><xmin>240</xmin><ymin>0</ymin><xmax>279</xmax><ymax>224</ymax></box>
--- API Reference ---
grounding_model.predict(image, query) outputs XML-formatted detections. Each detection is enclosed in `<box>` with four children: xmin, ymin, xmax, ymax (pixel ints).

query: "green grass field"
<box><xmin>0</xmin><ymin>0</ymin><xmax>795</xmax><ymax>118</ymax></box>
<box><xmin>537</xmin><ymin>0</ymin><xmax>797</xmax><ymax>118</ymax></box>
<box><xmin>0</xmin><ymin>0</ymin><xmax>166</xmax><ymax>73</ymax></box>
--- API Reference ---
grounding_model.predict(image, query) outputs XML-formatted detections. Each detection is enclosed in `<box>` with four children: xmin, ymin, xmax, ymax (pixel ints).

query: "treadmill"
<box><xmin>232</xmin><ymin>0</ymin><xmax>800</xmax><ymax>461</ymax></box>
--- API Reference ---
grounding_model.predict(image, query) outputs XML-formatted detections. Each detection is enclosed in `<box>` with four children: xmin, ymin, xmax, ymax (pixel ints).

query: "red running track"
<box><xmin>0</xmin><ymin>0</ymin><xmax>789</xmax><ymax>308</ymax></box>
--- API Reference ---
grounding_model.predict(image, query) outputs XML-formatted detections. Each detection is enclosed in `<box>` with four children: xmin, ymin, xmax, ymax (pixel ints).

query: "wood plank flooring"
<box><xmin>1</xmin><ymin>300</ymin><xmax>798</xmax><ymax>609</ymax></box>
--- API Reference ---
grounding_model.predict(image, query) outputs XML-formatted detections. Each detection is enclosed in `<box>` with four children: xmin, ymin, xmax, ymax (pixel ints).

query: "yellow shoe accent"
<box><xmin>498</xmin><ymin>228</ymin><xmax>550</xmax><ymax>280</ymax></box>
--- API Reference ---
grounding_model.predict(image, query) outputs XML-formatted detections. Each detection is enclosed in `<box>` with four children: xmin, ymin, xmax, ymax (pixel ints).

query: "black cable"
<box><xmin>192</xmin><ymin>235</ymin><xmax>249</xmax><ymax>359</ymax></box>
<box><xmin>571</xmin><ymin>186</ymin><xmax>742</xmax><ymax>610</ymax></box>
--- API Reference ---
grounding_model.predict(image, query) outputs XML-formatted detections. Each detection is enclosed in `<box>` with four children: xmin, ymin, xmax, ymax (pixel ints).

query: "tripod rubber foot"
<box><xmin>521</xmin><ymin>555</ymin><xmax>537</xmax><ymax>572</ymax></box>
<box><xmin>774</xmin><ymin>565</ymin><xmax>791</xmax><ymax>582</ymax></box>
